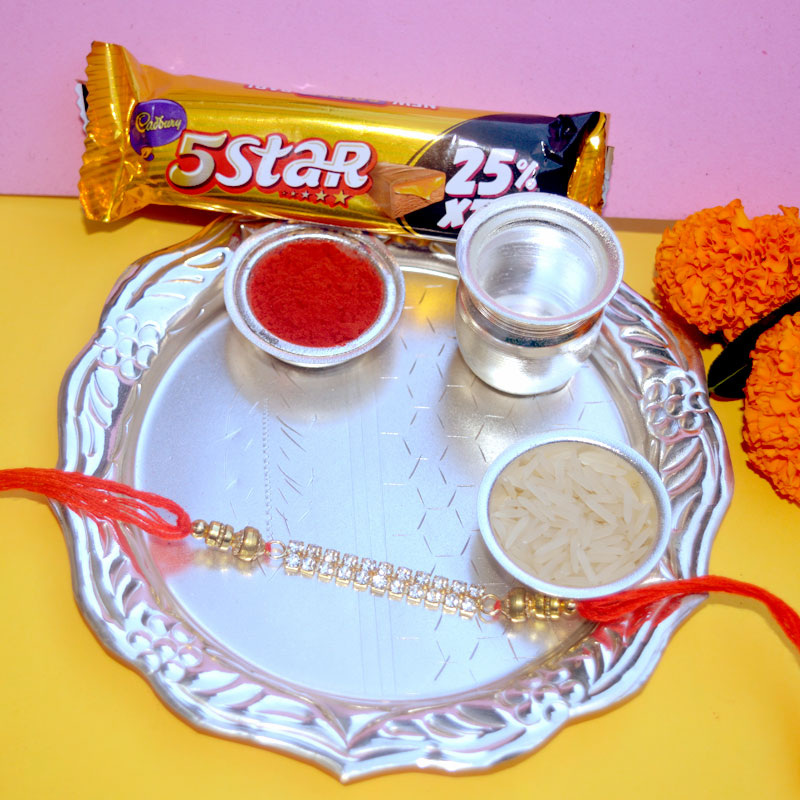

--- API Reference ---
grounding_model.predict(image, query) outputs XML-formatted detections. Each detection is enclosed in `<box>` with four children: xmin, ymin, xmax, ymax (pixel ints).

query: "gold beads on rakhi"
<box><xmin>501</xmin><ymin>586</ymin><xmax>577</xmax><ymax>622</ymax></box>
<box><xmin>191</xmin><ymin>520</ymin><xmax>265</xmax><ymax>562</ymax></box>
<box><xmin>233</xmin><ymin>526</ymin><xmax>264</xmax><ymax>561</ymax></box>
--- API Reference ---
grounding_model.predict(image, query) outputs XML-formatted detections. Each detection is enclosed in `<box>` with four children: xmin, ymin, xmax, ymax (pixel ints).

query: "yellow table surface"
<box><xmin>0</xmin><ymin>196</ymin><xmax>798</xmax><ymax>799</ymax></box>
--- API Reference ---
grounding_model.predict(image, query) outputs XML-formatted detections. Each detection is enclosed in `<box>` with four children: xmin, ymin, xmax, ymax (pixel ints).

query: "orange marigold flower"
<box><xmin>654</xmin><ymin>200</ymin><xmax>800</xmax><ymax>340</ymax></box>
<box><xmin>743</xmin><ymin>312</ymin><xmax>800</xmax><ymax>502</ymax></box>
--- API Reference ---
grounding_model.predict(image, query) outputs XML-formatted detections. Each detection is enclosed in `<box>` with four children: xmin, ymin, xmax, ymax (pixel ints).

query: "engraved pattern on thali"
<box><xmin>56</xmin><ymin>217</ymin><xmax>732</xmax><ymax>780</ymax></box>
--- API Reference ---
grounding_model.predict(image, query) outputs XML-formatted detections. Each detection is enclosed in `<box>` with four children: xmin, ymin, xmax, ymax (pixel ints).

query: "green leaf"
<box><xmin>707</xmin><ymin>294</ymin><xmax>800</xmax><ymax>399</ymax></box>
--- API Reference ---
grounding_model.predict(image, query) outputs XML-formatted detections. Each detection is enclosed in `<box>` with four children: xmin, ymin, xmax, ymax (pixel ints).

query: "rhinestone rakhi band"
<box><xmin>191</xmin><ymin>519</ymin><xmax>578</xmax><ymax>623</ymax></box>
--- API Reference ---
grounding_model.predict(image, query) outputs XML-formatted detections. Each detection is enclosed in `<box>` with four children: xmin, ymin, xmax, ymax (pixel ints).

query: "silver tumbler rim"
<box><xmin>455</xmin><ymin>193</ymin><xmax>623</xmax><ymax>333</ymax></box>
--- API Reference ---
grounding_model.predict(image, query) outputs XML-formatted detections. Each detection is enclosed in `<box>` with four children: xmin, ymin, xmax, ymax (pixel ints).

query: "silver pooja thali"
<box><xmin>57</xmin><ymin>216</ymin><xmax>732</xmax><ymax>781</ymax></box>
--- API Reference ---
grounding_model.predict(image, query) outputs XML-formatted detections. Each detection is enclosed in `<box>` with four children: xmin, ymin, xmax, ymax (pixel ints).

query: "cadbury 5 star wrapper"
<box><xmin>79</xmin><ymin>41</ymin><xmax>610</xmax><ymax>240</ymax></box>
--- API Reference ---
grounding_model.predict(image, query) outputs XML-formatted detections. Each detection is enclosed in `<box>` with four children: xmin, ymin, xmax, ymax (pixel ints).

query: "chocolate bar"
<box><xmin>80</xmin><ymin>41</ymin><xmax>610</xmax><ymax>241</ymax></box>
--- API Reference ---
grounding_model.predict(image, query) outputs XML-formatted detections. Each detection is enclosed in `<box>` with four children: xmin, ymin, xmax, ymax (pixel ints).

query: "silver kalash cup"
<box><xmin>454</xmin><ymin>193</ymin><xmax>623</xmax><ymax>395</ymax></box>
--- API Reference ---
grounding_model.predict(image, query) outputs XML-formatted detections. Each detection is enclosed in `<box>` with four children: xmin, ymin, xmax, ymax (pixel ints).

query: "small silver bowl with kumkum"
<box><xmin>478</xmin><ymin>430</ymin><xmax>672</xmax><ymax>600</ymax></box>
<box><xmin>224</xmin><ymin>225</ymin><xmax>405</xmax><ymax>367</ymax></box>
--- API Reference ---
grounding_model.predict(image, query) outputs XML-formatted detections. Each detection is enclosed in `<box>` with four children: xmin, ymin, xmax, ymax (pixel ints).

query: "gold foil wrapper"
<box><xmin>80</xmin><ymin>41</ymin><xmax>610</xmax><ymax>240</ymax></box>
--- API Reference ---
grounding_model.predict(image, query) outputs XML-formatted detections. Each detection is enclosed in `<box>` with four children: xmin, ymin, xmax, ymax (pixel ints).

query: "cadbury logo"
<box><xmin>134</xmin><ymin>112</ymin><xmax>183</xmax><ymax>134</ymax></box>
<box><xmin>129</xmin><ymin>100</ymin><xmax>187</xmax><ymax>161</ymax></box>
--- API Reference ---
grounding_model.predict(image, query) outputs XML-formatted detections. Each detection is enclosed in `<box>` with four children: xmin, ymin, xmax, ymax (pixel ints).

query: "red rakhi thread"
<box><xmin>578</xmin><ymin>575</ymin><xmax>800</xmax><ymax>652</ymax></box>
<box><xmin>0</xmin><ymin>467</ymin><xmax>191</xmax><ymax>540</ymax></box>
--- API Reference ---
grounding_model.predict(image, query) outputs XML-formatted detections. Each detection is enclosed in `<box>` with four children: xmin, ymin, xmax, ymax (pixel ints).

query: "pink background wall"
<box><xmin>2</xmin><ymin>1</ymin><xmax>798</xmax><ymax>220</ymax></box>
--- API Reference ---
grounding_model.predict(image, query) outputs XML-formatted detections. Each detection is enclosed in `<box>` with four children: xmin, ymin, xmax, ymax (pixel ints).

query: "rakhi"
<box><xmin>4</xmin><ymin>466</ymin><xmax>799</xmax><ymax>647</ymax></box>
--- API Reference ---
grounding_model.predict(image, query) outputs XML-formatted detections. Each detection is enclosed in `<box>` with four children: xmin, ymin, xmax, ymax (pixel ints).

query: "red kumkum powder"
<box><xmin>246</xmin><ymin>239</ymin><xmax>385</xmax><ymax>348</ymax></box>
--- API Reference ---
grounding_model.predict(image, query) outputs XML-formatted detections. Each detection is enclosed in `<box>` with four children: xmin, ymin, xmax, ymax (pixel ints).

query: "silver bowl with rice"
<box><xmin>477</xmin><ymin>430</ymin><xmax>672</xmax><ymax>600</ymax></box>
